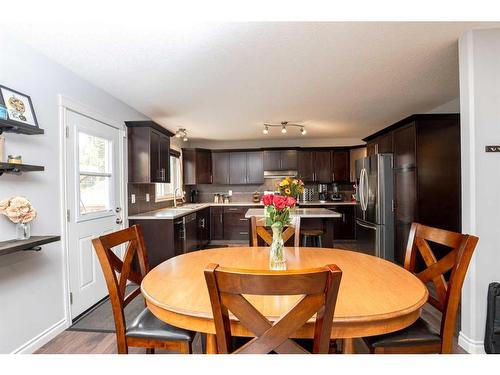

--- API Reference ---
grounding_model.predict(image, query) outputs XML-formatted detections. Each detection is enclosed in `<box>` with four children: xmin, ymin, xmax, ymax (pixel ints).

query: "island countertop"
<box><xmin>245</xmin><ymin>207</ymin><xmax>342</xmax><ymax>219</ymax></box>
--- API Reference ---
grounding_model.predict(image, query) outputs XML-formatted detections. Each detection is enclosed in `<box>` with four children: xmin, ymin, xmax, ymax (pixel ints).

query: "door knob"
<box><xmin>116</xmin><ymin>218</ymin><xmax>123</xmax><ymax>224</ymax></box>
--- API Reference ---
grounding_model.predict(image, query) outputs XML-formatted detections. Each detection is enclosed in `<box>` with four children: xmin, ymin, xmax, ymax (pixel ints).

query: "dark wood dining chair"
<box><xmin>92</xmin><ymin>225</ymin><xmax>196</xmax><ymax>354</ymax></box>
<box><xmin>204</xmin><ymin>263</ymin><xmax>342</xmax><ymax>354</ymax></box>
<box><xmin>250</xmin><ymin>216</ymin><xmax>301</xmax><ymax>247</ymax></box>
<box><xmin>364</xmin><ymin>222</ymin><xmax>479</xmax><ymax>354</ymax></box>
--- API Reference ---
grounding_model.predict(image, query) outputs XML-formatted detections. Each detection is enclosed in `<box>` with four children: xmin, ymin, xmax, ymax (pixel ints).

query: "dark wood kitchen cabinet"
<box><xmin>331</xmin><ymin>150</ymin><xmax>350</xmax><ymax>182</ymax></box>
<box><xmin>229</xmin><ymin>152</ymin><xmax>247</xmax><ymax>184</ymax></box>
<box><xmin>126</xmin><ymin>121</ymin><xmax>173</xmax><ymax>183</ymax></box>
<box><xmin>246</xmin><ymin>151</ymin><xmax>264</xmax><ymax>184</ymax></box>
<box><xmin>197</xmin><ymin>207</ymin><xmax>210</xmax><ymax>248</ymax></box>
<box><xmin>366</xmin><ymin>133</ymin><xmax>393</xmax><ymax>156</ymax></box>
<box><xmin>298</xmin><ymin>150</ymin><xmax>333</xmax><ymax>183</ymax></box>
<box><xmin>364</xmin><ymin>114</ymin><xmax>461</xmax><ymax>265</ymax></box>
<box><xmin>332</xmin><ymin>205</ymin><xmax>355</xmax><ymax>240</ymax></box>
<box><xmin>263</xmin><ymin>149</ymin><xmax>298</xmax><ymax>170</ymax></box>
<box><xmin>212</xmin><ymin>152</ymin><xmax>230</xmax><ymax>184</ymax></box>
<box><xmin>182</xmin><ymin>148</ymin><xmax>212</xmax><ymax>185</ymax></box>
<box><xmin>223</xmin><ymin>206</ymin><xmax>250</xmax><ymax>240</ymax></box>
<box><xmin>210</xmin><ymin>206</ymin><xmax>224</xmax><ymax>240</ymax></box>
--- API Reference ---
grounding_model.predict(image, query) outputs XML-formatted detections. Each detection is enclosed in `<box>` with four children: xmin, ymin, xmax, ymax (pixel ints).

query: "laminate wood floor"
<box><xmin>36</xmin><ymin>304</ymin><xmax>466</xmax><ymax>354</ymax></box>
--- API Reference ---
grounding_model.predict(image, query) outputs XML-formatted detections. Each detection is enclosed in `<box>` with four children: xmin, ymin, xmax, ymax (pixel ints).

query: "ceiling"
<box><xmin>5</xmin><ymin>21</ymin><xmax>500</xmax><ymax>141</ymax></box>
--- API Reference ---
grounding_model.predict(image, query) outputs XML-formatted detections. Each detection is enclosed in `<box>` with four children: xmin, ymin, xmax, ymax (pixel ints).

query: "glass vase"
<box><xmin>16</xmin><ymin>222</ymin><xmax>31</xmax><ymax>240</ymax></box>
<box><xmin>269</xmin><ymin>222</ymin><xmax>286</xmax><ymax>270</ymax></box>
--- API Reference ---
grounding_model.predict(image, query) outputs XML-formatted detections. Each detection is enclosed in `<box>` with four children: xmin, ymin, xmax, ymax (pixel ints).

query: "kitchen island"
<box><xmin>245</xmin><ymin>207</ymin><xmax>342</xmax><ymax>247</ymax></box>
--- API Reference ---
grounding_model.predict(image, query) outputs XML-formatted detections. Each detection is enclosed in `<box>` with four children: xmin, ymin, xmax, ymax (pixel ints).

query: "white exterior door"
<box><xmin>65</xmin><ymin>109</ymin><xmax>124</xmax><ymax>319</ymax></box>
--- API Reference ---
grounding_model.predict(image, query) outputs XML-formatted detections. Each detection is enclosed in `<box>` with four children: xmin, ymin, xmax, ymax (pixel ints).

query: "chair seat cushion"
<box><xmin>126</xmin><ymin>308</ymin><xmax>196</xmax><ymax>342</ymax></box>
<box><xmin>365</xmin><ymin>318</ymin><xmax>441</xmax><ymax>348</ymax></box>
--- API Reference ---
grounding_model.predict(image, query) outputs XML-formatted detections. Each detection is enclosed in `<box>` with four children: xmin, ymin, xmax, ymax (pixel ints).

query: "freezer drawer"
<box><xmin>355</xmin><ymin>219</ymin><xmax>394</xmax><ymax>261</ymax></box>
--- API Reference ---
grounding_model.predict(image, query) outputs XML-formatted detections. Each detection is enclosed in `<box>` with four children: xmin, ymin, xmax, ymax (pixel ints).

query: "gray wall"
<box><xmin>0</xmin><ymin>34</ymin><xmax>147</xmax><ymax>353</ymax></box>
<box><xmin>458</xmin><ymin>28</ymin><xmax>500</xmax><ymax>353</ymax></box>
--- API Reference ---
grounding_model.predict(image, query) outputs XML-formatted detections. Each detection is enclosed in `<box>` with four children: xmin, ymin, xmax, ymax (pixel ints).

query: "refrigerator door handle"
<box><xmin>359</xmin><ymin>168</ymin><xmax>365</xmax><ymax>211</ymax></box>
<box><xmin>362</xmin><ymin>168</ymin><xmax>369</xmax><ymax>212</ymax></box>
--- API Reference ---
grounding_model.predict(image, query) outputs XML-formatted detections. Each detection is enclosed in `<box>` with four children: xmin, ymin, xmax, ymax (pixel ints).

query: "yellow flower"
<box><xmin>279</xmin><ymin>179</ymin><xmax>289</xmax><ymax>187</ymax></box>
<box><xmin>285</xmin><ymin>188</ymin><xmax>291</xmax><ymax>195</ymax></box>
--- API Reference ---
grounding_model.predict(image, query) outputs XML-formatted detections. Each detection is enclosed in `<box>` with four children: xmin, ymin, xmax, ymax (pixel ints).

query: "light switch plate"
<box><xmin>228</xmin><ymin>190</ymin><xmax>233</xmax><ymax>196</ymax></box>
<box><xmin>146</xmin><ymin>193</ymin><xmax>150</xmax><ymax>202</ymax></box>
<box><xmin>131</xmin><ymin>194</ymin><xmax>136</xmax><ymax>204</ymax></box>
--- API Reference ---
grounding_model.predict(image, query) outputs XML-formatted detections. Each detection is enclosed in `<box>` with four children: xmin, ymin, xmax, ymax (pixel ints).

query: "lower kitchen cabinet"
<box><xmin>128</xmin><ymin>219</ymin><xmax>175</xmax><ymax>269</ymax></box>
<box><xmin>210</xmin><ymin>207</ymin><xmax>224</xmax><ymax>240</ymax></box>
<box><xmin>223</xmin><ymin>206</ymin><xmax>250</xmax><ymax>241</ymax></box>
<box><xmin>332</xmin><ymin>205</ymin><xmax>355</xmax><ymax>240</ymax></box>
<box><xmin>197</xmin><ymin>207</ymin><xmax>210</xmax><ymax>248</ymax></box>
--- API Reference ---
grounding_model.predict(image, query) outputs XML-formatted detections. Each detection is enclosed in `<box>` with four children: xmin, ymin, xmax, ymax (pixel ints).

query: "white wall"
<box><xmin>0</xmin><ymin>34</ymin><xmax>147</xmax><ymax>353</ymax></box>
<box><xmin>458</xmin><ymin>28</ymin><xmax>500</xmax><ymax>354</ymax></box>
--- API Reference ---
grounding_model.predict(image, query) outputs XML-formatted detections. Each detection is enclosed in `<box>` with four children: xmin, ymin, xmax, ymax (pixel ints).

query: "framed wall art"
<box><xmin>0</xmin><ymin>85</ymin><xmax>40</xmax><ymax>132</ymax></box>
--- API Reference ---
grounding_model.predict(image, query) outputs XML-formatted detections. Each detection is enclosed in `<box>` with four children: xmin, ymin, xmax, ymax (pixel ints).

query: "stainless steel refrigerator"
<box><xmin>355</xmin><ymin>154</ymin><xmax>394</xmax><ymax>261</ymax></box>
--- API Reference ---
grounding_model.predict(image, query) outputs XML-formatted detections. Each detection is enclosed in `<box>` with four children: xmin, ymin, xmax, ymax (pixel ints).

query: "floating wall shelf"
<box><xmin>0</xmin><ymin>121</ymin><xmax>44</xmax><ymax>135</ymax></box>
<box><xmin>0</xmin><ymin>162</ymin><xmax>45</xmax><ymax>176</ymax></box>
<box><xmin>0</xmin><ymin>235</ymin><xmax>60</xmax><ymax>257</ymax></box>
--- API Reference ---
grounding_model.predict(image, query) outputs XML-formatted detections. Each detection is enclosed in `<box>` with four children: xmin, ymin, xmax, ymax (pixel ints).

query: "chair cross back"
<box><xmin>204</xmin><ymin>263</ymin><xmax>342</xmax><ymax>354</ymax></box>
<box><xmin>404</xmin><ymin>223</ymin><xmax>479</xmax><ymax>352</ymax></box>
<box><xmin>250</xmin><ymin>216</ymin><xmax>301</xmax><ymax>247</ymax></box>
<box><xmin>92</xmin><ymin>225</ymin><xmax>149</xmax><ymax>333</ymax></box>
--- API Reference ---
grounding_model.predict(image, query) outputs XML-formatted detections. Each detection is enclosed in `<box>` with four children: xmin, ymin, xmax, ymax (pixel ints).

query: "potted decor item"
<box><xmin>278</xmin><ymin>176</ymin><xmax>304</xmax><ymax>202</ymax></box>
<box><xmin>0</xmin><ymin>196</ymin><xmax>37</xmax><ymax>240</ymax></box>
<box><xmin>261</xmin><ymin>194</ymin><xmax>297</xmax><ymax>269</ymax></box>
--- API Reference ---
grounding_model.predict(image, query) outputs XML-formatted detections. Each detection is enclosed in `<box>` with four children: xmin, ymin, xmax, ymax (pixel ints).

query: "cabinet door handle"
<box><xmin>239</xmin><ymin>218</ymin><xmax>247</xmax><ymax>221</ymax></box>
<box><xmin>332</xmin><ymin>172</ymin><xmax>335</xmax><ymax>182</ymax></box>
<box><xmin>239</xmin><ymin>231</ymin><xmax>249</xmax><ymax>235</ymax></box>
<box><xmin>342</xmin><ymin>213</ymin><xmax>346</xmax><ymax>223</ymax></box>
<box><xmin>220</xmin><ymin>214</ymin><xmax>223</xmax><ymax>223</ymax></box>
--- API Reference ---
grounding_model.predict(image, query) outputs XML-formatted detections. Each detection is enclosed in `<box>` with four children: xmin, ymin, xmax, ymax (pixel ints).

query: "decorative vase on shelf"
<box><xmin>16</xmin><ymin>222</ymin><xmax>31</xmax><ymax>240</ymax></box>
<box><xmin>269</xmin><ymin>222</ymin><xmax>286</xmax><ymax>270</ymax></box>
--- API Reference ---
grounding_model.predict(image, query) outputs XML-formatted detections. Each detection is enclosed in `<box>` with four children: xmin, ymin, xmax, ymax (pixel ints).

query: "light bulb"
<box><xmin>263</xmin><ymin>126</ymin><xmax>269</xmax><ymax>134</ymax></box>
<box><xmin>183</xmin><ymin>136</ymin><xmax>188</xmax><ymax>142</ymax></box>
<box><xmin>175</xmin><ymin>132</ymin><xmax>181</xmax><ymax>138</ymax></box>
<box><xmin>281</xmin><ymin>125</ymin><xmax>287</xmax><ymax>134</ymax></box>
<box><xmin>301</xmin><ymin>127</ymin><xmax>307</xmax><ymax>135</ymax></box>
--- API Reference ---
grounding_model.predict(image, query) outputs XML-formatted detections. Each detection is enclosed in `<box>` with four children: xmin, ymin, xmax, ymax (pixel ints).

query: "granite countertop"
<box><xmin>128</xmin><ymin>200</ymin><xmax>356</xmax><ymax>220</ymax></box>
<box><xmin>245</xmin><ymin>208</ymin><xmax>342</xmax><ymax>219</ymax></box>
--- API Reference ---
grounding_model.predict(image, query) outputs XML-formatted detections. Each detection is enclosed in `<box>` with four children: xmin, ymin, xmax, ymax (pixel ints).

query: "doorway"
<box><xmin>63</xmin><ymin>106</ymin><xmax>125</xmax><ymax>320</ymax></box>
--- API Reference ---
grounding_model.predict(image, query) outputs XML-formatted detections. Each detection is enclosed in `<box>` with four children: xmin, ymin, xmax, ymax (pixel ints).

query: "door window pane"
<box><xmin>79</xmin><ymin>175</ymin><xmax>111</xmax><ymax>214</ymax></box>
<box><xmin>79</xmin><ymin>132</ymin><xmax>110</xmax><ymax>173</ymax></box>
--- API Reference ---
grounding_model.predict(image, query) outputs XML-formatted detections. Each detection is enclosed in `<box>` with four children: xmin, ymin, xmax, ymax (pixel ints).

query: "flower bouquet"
<box><xmin>278</xmin><ymin>176</ymin><xmax>305</xmax><ymax>198</ymax></box>
<box><xmin>0</xmin><ymin>196</ymin><xmax>37</xmax><ymax>239</ymax></box>
<box><xmin>261</xmin><ymin>194</ymin><xmax>297</xmax><ymax>269</ymax></box>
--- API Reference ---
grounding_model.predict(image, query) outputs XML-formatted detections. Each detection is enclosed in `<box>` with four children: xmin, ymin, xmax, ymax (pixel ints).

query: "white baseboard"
<box><xmin>458</xmin><ymin>331</ymin><xmax>485</xmax><ymax>354</ymax></box>
<box><xmin>12</xmin><ymin>318</ymin><xmax>68</xmax><ymax>354</ymax></box>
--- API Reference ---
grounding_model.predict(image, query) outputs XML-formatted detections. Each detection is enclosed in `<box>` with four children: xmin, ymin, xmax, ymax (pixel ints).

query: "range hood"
<box><xmin>264</xmin><ymin>170</ymin><xmax>298</xmax><ymax>179</ymax></box>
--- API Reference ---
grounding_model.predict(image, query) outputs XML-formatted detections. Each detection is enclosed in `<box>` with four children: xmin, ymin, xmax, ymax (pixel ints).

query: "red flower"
<box><xmin>285</xmin><ymin>196</ymin><xmax>297</xmax><ymax>207</ymax></box>
<box><xmin>273</xmin><ymin>195</ymin><xmax>287</xmax><ymax>210</ymax></box>
<box><xmin>262</xmin><ymin>194</ymin><xmax>274</xmax><ymax>206</ymax></box>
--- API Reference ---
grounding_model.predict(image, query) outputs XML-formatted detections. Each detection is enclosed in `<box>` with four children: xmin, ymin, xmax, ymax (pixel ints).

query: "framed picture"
<box><xmin>0</xmin><ymin>85</ymin><xmax>39</xmax><ymax>128</ymax></box>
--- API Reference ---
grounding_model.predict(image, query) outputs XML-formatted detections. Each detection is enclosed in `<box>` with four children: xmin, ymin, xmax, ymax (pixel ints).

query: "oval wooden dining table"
<box><xmin>141</xmin><ymin>247</ymin><xmax>428</xmax><ymax>353</ymax></box>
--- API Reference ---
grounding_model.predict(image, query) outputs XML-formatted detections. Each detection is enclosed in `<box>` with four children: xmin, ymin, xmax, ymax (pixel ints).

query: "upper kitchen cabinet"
<box><xmin>331</xmin><ymin>150</ymin><xmax>350</xmax><ymax>182</ymax></box>
<box><xmin>212</xmin><ymin>152</ymin><xmax>230</xmax><ymax>184</ymax></box>
<box><xmin>298</xmin><ymin>150</ymin><xmax>333</xmax><ymax>183</ymax></box>
<box><xmin>183</xmin><ymin>148</ymin><xmax>212</xmax><ymax>185</ymax></box>
<box><xmin>366</xmin><ymin>132</ymin><xmax>393</xmax><ymax>156</ymax></box>
<box><xmin>126</xmin><ymin>121</ymin><xmax>173</xmax><ymax>183</ymax></box>
<box><xmin>213</xmin><ymin>150</ymin><xmax>264</xmax><ymax>185</ymax></box>
<box><xmin>263</xmin><ymin>149</ymin><xmax>298</xmax><ymax>170</ymax></box>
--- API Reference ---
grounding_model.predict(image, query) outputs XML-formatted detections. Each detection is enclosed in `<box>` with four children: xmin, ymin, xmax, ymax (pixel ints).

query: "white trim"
<box><xmin>458</xmin><ymin>331</ymin><xmax>485</xmax><ymax>354</ymax></box>
<box><xmin>58</xmin><ymin>95</ymin><xmax>124</xmax><ymax>130</ymax></box>
<box><xmin>11</xmin><ymin>318</ymin><xmax>68</xmax><ymax>354</ymax></box>
<box><xmin>58</xmin><ymin>94</ymin><xmax>126</xmax><ymax>323</ymax></box>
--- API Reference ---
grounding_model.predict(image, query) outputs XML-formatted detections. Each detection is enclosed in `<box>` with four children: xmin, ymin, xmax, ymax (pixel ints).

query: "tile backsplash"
<box><xmin>128</xmin><ymin>183</ymin><xmax>175</xmax><ymax>215</ymax></box>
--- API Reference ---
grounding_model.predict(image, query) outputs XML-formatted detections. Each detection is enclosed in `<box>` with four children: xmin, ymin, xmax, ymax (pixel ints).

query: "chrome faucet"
<box><xmin>174</xmin><ymin>187</ymin><xmax>184</xmax><ymax>208</ymax></box>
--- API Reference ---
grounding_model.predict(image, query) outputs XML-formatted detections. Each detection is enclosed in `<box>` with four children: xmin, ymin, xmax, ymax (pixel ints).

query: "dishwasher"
<box><xmin>174</xmin><ymin>213</ymin><xmax>198</xmax><ymax>255</ymax></box>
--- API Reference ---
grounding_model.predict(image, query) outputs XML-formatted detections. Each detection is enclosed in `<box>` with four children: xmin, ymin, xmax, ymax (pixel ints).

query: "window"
<box><xmin>156</xmin><ymin>154</ymin><xmax>183</xmax><ymax>201</ymax></box>
<box><xmin>78</xmin><ymin>132</ymin><xmax>112</xmax><ymax>215</ymax></box>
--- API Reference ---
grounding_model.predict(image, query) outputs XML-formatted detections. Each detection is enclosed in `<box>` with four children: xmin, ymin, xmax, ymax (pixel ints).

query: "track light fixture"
<box><xmin>175</xmin><ymin>128</ymin><xmax>188</xmax><ymax>142</ymax></box>
<box><xmin>262</xmin><ymin>121</ymin><xmax>307</xmax><ymax>136</ymax></box>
